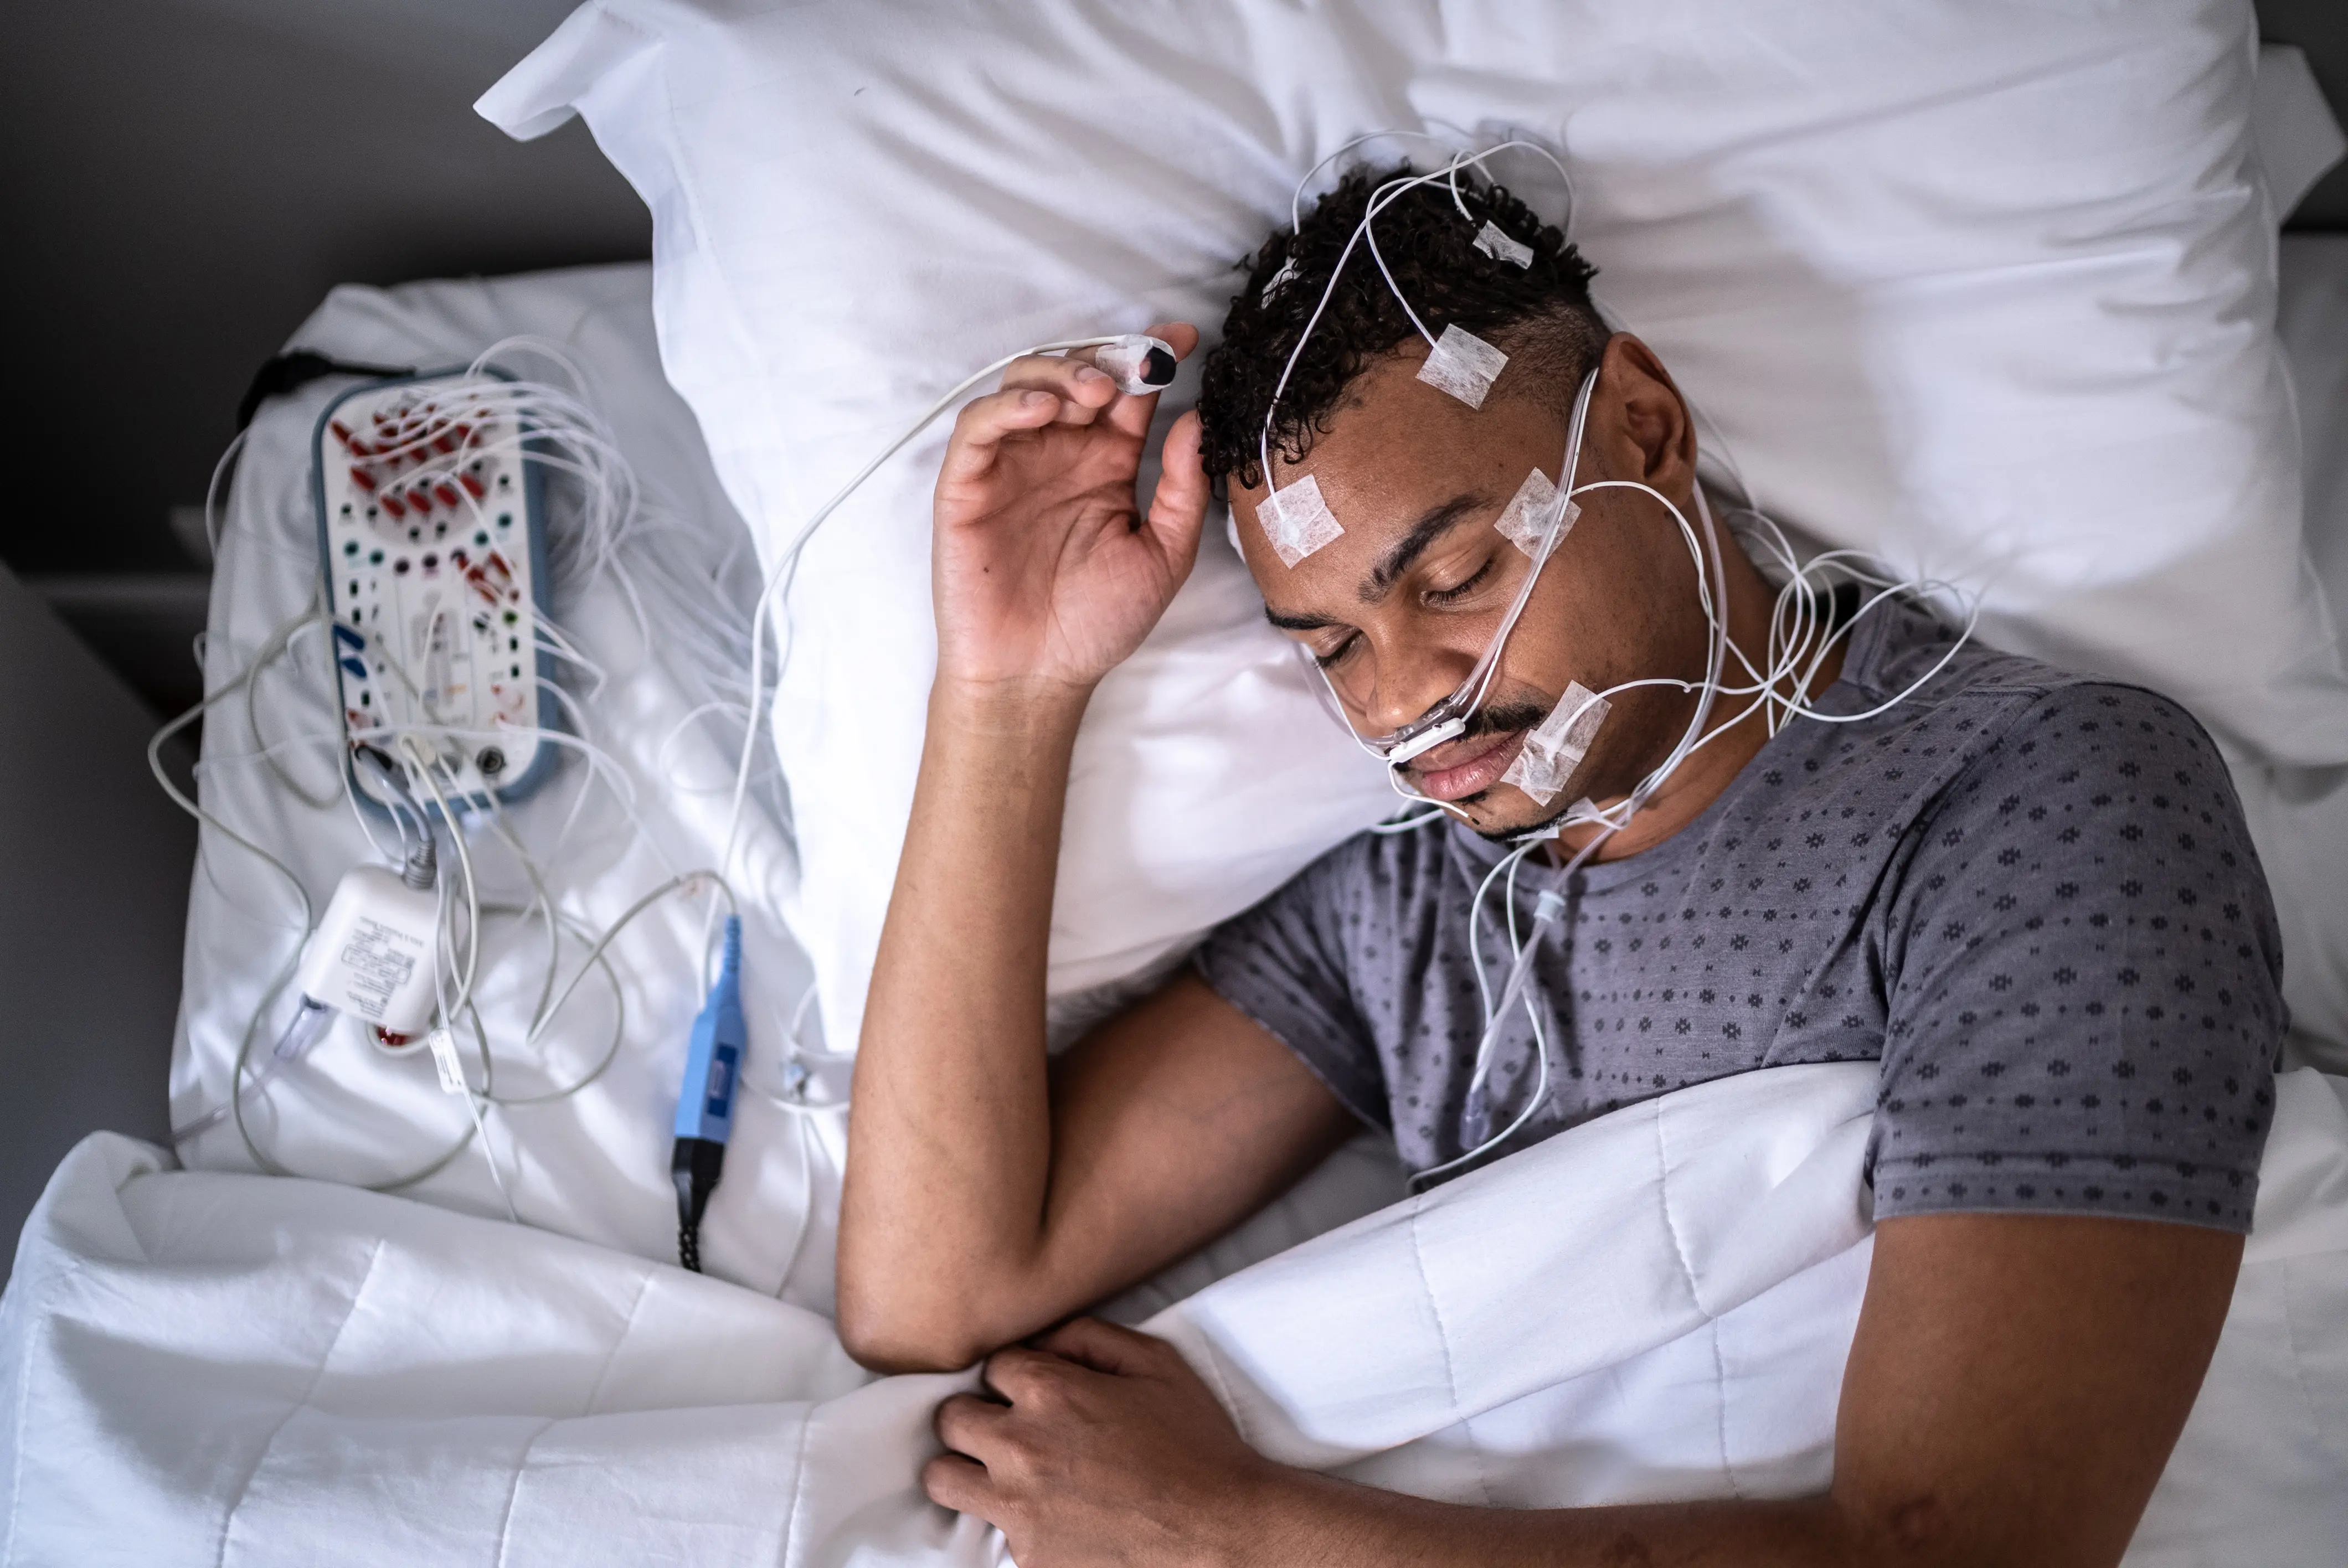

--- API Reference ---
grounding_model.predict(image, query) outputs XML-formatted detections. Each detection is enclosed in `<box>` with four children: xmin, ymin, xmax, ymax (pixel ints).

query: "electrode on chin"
<box><xmin>1502</xmin><ymin>682</ymin><xmax>1610</xmax><ymax>807</ymax></box>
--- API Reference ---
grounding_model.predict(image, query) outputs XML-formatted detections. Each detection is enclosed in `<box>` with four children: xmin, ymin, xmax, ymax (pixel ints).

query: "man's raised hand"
<box><xmin>931</xmin><ymin>323</ymin><xmax>1210</xmax><ymax>698</ymax></box>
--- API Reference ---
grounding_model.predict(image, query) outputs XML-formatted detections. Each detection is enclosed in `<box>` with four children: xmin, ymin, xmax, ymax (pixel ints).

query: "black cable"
<box><xmin>236</xmin><ymin>349</ymin><xmax>418</xmax><ymax>431</ymax></box>
<box><xmin>673</xmin><ymin>1135</ymin><xmax>724</xmax><ymax>1274</ymax></box>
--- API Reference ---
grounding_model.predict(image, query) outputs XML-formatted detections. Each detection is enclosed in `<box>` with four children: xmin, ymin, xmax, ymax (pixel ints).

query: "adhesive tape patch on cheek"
<box><xmin>1500</xmin><ymin>681</ymin><xmax>1610</xmax><ymax>807</ymax></box>
<box><xmin>1415</xmin><ymin>323</ymin><xmax>1509</xmax><ymax>410</ymax></box>
<box><xmin>1495</xmin><ymin>466</ymin><xmax>1579</xmax><ymax>557</ymax></box>
<box><xmin>1255</xmin><ymin>473</ymin><xmax>1344</xmax><ymax>567</ymax></box>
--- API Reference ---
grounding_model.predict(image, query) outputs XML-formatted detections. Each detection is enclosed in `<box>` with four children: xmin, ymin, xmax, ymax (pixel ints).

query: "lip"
<box><xmin>1409</xmin><ymin>728</ymin><xmax>1527</xmax><ymax>802</ymax></box>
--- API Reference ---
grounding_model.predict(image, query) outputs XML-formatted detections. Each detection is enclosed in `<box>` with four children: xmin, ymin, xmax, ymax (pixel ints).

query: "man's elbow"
<box><xmin>834</xmin><ymin>1287</ymin><xmax>998</xmax><ymax>1375</ymax></box>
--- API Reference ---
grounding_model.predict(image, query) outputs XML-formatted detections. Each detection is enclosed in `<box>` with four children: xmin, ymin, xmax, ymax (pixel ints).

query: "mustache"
<box><xmin>1459</xmin><ymin>700</ymin><xmax>1551</xmax><ymax>739</ymax></box>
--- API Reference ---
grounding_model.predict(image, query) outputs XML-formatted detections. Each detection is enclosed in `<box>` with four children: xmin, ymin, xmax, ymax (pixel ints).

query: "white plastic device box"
<box><xmin>295</xmin><ymin>863</ymin><xmax>441</xmax><ymax>1038</ymax></box>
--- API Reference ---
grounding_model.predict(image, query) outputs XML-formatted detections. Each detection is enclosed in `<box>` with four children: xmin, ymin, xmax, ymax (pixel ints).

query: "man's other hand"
<box><xmin>931</xmin><ymin>323</ymin><xmax>1211</xmax><ymax>697</ymax></box>
<box><xmin>925</xmin><ymin>1316</ymin><xmax>1273</xmax><ymax>1567</ymax></box>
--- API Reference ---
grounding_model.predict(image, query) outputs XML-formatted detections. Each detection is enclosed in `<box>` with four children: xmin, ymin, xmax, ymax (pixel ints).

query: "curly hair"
<box><xmin>1196</xmin><ymin>161</ymin><xmax>1606</xmax><ymax>491</ymax></box>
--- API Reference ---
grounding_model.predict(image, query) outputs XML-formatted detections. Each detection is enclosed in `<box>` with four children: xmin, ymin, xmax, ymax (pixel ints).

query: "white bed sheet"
<box><xmin>11</xmin><ymin>1061</ymin><xmax>2347</xmax><ymax>1564</ymax></box>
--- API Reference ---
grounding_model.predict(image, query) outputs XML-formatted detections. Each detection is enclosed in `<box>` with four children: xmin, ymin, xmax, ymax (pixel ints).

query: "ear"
<box><xmin>1594</xmin><ymin>334</ymin><xmax>1698</xmax><ymax>496</ymax></box>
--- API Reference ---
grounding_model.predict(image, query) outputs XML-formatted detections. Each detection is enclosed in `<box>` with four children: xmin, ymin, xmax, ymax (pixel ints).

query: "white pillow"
<box><xmin>2248</xmin><ymin>233</ymin><xmax>2348</xmax><ymax>1063</ymax></box>
<box><xmin>483</xmin><ymin>0</ymin><xmax>2348</xmax><ymax>1058</ymax></box>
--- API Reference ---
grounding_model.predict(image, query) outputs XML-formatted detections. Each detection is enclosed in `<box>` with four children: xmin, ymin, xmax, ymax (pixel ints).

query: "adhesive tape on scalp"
<box><xmin>1501</xmin><ymin>681</ymin><xmax>1610</xmax><ymax>806</ymax></box>
<box><xmin>1416</xmin><ymin>323</ymin><xmax>1509</xmax><ymax>409</ymax></box>
<box><xmin>1495</xmin><ymin>466</ymin><xmax>1579</xmax><ymax>557</ymax></box>
<box><xmin>1472</xmin><ymin>221</ymin><xmax>1535</xmax><ymax>269</ymax></box>
<box><xmin>1256</xmin><ymin>473</ymin><xmax>1345</xmax><ymax>566</ymax></box>
<box><xmin>1091</xmin><ymin>334</ymin><xmax>1180</xmax><ymax>395</ymax></box>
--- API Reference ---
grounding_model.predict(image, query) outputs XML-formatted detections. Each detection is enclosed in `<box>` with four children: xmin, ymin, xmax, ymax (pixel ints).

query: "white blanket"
<box><xmin>8</xmin><ymin>1063</ymin><xmax>2347</xmax><ymax>1564</ymax></box>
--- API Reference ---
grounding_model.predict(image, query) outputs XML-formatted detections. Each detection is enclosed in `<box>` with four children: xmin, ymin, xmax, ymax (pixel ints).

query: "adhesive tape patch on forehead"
<box><xmin>1495</xmin><ymin>466</ymin><xmax>1580</xmax><ymax>557</ymax></box>
<box><xmin>1416</xmin><ymin>323</ymin><xmax>1509</xmax><ymax>410</ymax></box>
<box><xmin>1500</xmin><ymin>681</ymin><xmax>1610</xmax><ymax>807</ymax></box>
<box><xmin>1256</xmin><ymin>473</ymin><xmax>1344</xmax><ymax>566</ymax></box>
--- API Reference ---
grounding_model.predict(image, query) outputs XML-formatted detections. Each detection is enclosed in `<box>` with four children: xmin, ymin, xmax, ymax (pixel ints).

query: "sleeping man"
<box><xmin>836</xmin><ymin>165</ymin><xmax>2284</xmax><ymax>1566</ymax></box>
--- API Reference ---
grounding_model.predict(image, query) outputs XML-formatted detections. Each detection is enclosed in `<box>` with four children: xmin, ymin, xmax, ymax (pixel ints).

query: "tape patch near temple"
<box><xmin>1257</xmin><ymin>473</ymin><xmax>1345</xmax><ymax>566</ymax></box>
<box><xmin>1495</xmin><ymin>466</ymin><xmax>1579</xmax><ymax>557</ymax></box>
<box><xmin>1501</xmin><ymin>681</ymin><xmax>1610</xmax><ymax>806</ymax></box>
<box><xmin>1415</xmin><ymin>324</ymin><xmax>1509</xmax><ymax>409</ymax></box>
<box><xmin>1472</xmin><ymin>221</ymin><xmax>1535</xmax><ymax>268</ymax></box>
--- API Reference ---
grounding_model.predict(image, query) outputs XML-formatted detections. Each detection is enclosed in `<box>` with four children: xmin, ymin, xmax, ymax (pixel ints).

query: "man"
<box><xmin>838</xmin><ymin>166</ymin><xmax>2284</xmax><ymax>1565</ymax></box>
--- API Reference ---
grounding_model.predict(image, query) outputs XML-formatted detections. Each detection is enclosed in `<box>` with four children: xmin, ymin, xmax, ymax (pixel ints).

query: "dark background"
<box><xmin>0</xmin><ymin>0</ymin><xmax>647</xmax><ymax>575</ymax></box>
<box><xmin>0</xmin><ymin>0</ymin><xmax>2341</xmax><ymax>711</ymax></box>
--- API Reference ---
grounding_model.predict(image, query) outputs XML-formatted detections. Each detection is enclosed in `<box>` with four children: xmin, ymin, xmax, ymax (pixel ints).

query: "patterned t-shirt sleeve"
<box><xmin>1192</xmin><ymin>844</ymin><xmax>1391</xmax><ymax>1133</ymax></box>
<box><xmin>1872</xmin><ymin>683</ymin><xmax>2283</xmax><ymax>1232</ymax></box>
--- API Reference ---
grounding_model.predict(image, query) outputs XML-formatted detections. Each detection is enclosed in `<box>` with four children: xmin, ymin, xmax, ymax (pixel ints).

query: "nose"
<box><xmin>1352</xmin><ymin>621</ymin><xmax>1481</xmax><ymax>737</ymax></box>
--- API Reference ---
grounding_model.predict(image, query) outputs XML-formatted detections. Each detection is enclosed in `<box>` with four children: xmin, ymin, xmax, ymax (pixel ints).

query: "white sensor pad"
<box><xmin>1473</xmin><ymin>221</ymin><xmax>1535</xmax><ymax>268</ymax></box>
<box><xmin>1416</xmin><ymin>323</ymin><xmax>1509</xmax><ymax>409</ymax></box>
<box><xmin>1501</xmin><ymin>681</ymin><xmax>1609</xmax><ymax>806</ymax></box>
<box><xmin>1257</xmin><ymin>472</ymin><xmax>1344</xmax><ymax>566</ymax></box>
<box><xmin>1495</xmin><ymin>466</ymin><xmax>1580</xmax><ymax>557</ymax></box>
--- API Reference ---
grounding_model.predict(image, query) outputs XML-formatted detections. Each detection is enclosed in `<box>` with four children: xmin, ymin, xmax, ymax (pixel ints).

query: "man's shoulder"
<box><xmin>1839</xmin><ymin>602</ymin><xmax>2110</xmax><ymax>715</ymax></box>
<box><xmin>1827</xmin><ymin>607</ymin><xmax>2229</xmax><ymax>802</ymax></box>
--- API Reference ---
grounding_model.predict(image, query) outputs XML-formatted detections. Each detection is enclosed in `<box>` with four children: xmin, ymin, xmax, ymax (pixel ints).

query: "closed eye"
<box><xmin>1312</xmin><ymin>633</ymin><xmax>1360</xmax><ymax>670</ymax></box>
<box><xmin>1423</xmin><ymin>553</ymin><xmax>1497</xmax><ymax>606</ymax></box>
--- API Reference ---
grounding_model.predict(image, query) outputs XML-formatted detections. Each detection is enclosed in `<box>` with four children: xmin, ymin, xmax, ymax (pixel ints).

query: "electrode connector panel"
<box><xmin>313</xmin><ymin>371</ymin><xmax>555</xmax><ymax>810</ymax></box>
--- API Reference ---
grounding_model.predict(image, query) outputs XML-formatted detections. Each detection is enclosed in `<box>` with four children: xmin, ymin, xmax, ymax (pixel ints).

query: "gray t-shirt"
<box><xmin>1195</xmin><ymin>602</ymin><xmax>2285</xmax><ymax>1231</ymax></box>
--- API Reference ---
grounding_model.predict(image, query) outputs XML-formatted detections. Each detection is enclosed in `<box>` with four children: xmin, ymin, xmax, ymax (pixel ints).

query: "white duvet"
<box><xmin>9</xmin><ymin>1062</ymin><xmax>2347</xmax><ymax>1565</ymax></box>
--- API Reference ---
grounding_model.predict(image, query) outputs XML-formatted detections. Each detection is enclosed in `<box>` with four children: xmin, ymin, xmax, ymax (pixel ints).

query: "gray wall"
<box><xmin>0</xmin><ymin>0</ymin><xmax>647</xmax><ymax>580</ymax></box>
<box><xmin>0</xmin><ymin>561</ymin><xmax>195</xmax><ymax>1286</ymax></box>
<box><xmin>2263</xmin><ymin>0</ymin><xmax>2348</xmax><ymax>228</ymax></box>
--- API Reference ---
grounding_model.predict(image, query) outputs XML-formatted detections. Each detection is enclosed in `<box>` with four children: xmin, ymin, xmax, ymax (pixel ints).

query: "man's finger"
<box><xmin>1032</xmin><ymin>1314</ymin><xmax>1181</xmax><ymax>1378</ymax></box>
<box><xmin>1141</xmin><ymin>410</ymin><xmax>1211</xmax><ymax>578</ymax></box>
<box><xmin>1147</xmin><ymin>322</ymin><xmax>1202</xmax><ymax>361</ymax></box>
<box><xmin>934</xmin><ymin>1391</ymin><xmax>1012</xmax><ymax>1458</ymax></box>
<box><xmin>1101</xmin><ymin>321</ymin><xmax>1202</xmax><ymax>441</ymax></box>
<box><xmin>921</xmin><ymin>1452</ymin><xmax>995</xmax><ymax>1517</ymax></box>
<box><xmin>938</xmin><ymin>388</ymin><xmax>1067</xmax><ymax>488</ymax></box>
<box><xmin>982</xmin><ymin>1344</ymin><xmax>1076</xmax><ymax>1404</ymax></box>
<box><xmin>997</xmin><ymin>353</ymin><xmax>1120</xmax><ymax>427</ymax></box>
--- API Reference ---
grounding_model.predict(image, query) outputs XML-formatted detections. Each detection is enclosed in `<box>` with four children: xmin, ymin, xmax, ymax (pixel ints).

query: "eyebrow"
<box><xmin>1259</xmin><ymin>491</ymin><xmax>1490</xmax><ymax>632</ymax></box>
<box><xmin>1360</xmin><ymin>493</ymin><xmax>1486</xmax><ymax>602</ymax></box>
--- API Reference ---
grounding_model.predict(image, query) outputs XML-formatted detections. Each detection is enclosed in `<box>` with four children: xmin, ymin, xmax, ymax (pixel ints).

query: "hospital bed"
<box><xmin>6</xmin><ymin>2</ymin><xmax>2348</xmax><ymax>1562</ymax></box>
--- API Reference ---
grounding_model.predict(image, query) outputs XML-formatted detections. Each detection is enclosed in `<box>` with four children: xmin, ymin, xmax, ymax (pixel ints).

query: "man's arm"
<box><xmin>928</xmin><ymin>1210</ymin><xmax>2241</xmax><ymax>1567</ymax></box>
<box><xmin>838</xmin><ymin>329</ymin><xmax>1355</xmax><ymax>1374</ymax></box>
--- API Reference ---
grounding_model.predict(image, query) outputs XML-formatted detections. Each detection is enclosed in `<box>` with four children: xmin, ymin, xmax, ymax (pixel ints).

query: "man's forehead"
<box><xmin>1255</xmin><ymin>487</ymin><xmax>1495</xmax><ymax>626</ymax></box>
<box><xmin>1243</xmin><ymin>373</ymin><xmax>1564</xmax><ymax>611</ymax></box>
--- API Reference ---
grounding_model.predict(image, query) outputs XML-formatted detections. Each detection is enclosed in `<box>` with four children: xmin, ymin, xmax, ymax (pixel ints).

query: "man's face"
<box><xmin>1234</xmin><ymin>335</ymin><xmax>1712</xmax><ymax>840</ymax></box>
